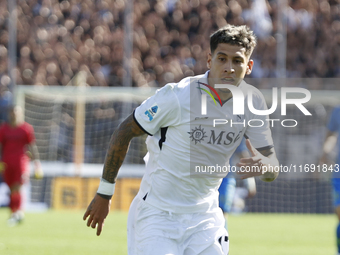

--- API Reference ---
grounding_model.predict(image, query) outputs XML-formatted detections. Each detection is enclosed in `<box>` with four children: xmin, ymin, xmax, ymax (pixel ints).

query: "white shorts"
<box><xmin>127</xmin><ymin>196</ymin><xmax>229</xmax><ymax>255</ymax></box>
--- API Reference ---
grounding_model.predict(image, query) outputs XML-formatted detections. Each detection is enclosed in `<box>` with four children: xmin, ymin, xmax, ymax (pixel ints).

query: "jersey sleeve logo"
<box><xmin>151</xmin><ymin>106</ymin><xmax>158</xmax><ymax>113</ymax></box>
<box><xmin>144</xmin><ymin>104</ymin><xmax>160</xmax><ymax>121</ymax></box>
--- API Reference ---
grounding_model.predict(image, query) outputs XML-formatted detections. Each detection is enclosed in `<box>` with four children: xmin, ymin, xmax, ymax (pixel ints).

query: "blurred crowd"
<box><xmin>0</xmin><ymin>0</ymin><xmax>339</xmax><ymax>92</ymax></box>
<box><xmin>0</xmin><ymin>0</ymin><xmax>339</xmax><ymax>162</ymax></box>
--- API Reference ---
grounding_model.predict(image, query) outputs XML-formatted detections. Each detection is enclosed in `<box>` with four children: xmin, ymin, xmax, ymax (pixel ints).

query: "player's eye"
<box><xmin>234</xmin><ymin>59</ymin><xmax>242</xmax><ymax>64</ymax></box>
<box><xmin>218</xmin><ymin>57</ymin><xmax>226</xmax><ymax>62</ymax></box>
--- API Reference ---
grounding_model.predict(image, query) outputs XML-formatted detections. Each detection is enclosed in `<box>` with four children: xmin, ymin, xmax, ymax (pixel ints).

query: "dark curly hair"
<box><xmin>210</xmin><ymin>24</ymin><xmax>257</xmax><ymax>57</ymax></box>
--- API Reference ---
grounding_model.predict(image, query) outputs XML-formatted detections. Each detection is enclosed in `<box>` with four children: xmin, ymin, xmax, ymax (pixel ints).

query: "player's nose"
<box><xmin>223</xmin><ymin>61</ymin><xmax>235</xmax><ymax>73</ymax></box>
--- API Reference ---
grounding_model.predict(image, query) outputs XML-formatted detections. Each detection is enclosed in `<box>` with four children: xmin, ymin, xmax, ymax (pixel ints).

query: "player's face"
<box><xmin>8</xmin><ymin>107</ymin><xmax>22</xmax><ymax>124</ymax></box>
<box><xmin>8</xmin><ymin>108</ymin><xmax>16</xmax><ymax>123</ymax></box>
<box><xmin>207</xmin><ymin>43</ymin><xmax>253</xmax><ymax>88</ymax></box>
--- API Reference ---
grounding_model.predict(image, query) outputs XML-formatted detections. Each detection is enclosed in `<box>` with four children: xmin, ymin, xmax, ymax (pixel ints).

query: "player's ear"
<box><xmin>207</xmin><ymin>52</ymin><xmax>212</xmax><ymax>69</ymax></box>
<box><xmin>246</xmin><ymin>59</ymin><xmax>254</xmax><ymax>75</ymax></box>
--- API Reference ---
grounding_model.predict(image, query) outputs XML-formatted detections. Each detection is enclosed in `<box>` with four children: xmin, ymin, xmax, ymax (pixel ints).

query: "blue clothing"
<box><xmin>327</xmin><ymin>106</ymin><xmax>340</xmax><ymax>253</ymax></box>
<box><xmin>0</xmin><ymin>91</ymin><xmax>12</xmax><ymax>123</ymax></box>
<box><xmin>234</xmin><ymin>137</ymin><xmax>248</xmax><ymax>155</ymax></box>
<box><xmin>333</xmin><ymin>185</ymin><xmax>340</xmax><ymax>207</ymax></box>
<box><xmin>225</xmin><ymin>138</ymin><xmax>247</xmax><ymax>179</ymax></box>
<box><xmin>219</xmin><ymin>177</ymin><xmax>236</xmax><ymax>213</ymax></box>
<box><xmin>327</xmin><ymin>106</ymin><xmax>340</xmax><ymax>166</ymax></box>
<box><xmin>328</xmin><ymin>106</ymin><xmax>340</xmax><ymax>199</ymax></box>
<box><xmin>218</xmin><ymin>138</ymin><xmax>247</xmax><ymax>212</ymax></box>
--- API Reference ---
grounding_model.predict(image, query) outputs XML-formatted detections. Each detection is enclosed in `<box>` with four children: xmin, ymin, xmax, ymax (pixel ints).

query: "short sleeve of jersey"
<box><xmin>134</xmin><ymin>84</ymin><xmax>181</xmax><ymax>135</ymax></box>
<box><xmin>24</xmin><ymin>123</ymin><xmax>35</xmax><ymax>144</ymax></box>
<box><xmin>327</xmin><ymin>107</ymin><xmax>340</xmax><ymax>133</ymax></box>
<box><xmin>244</xmin><ymin>88</ymin><xmax>273</xmax><ymax>149</ymax></box>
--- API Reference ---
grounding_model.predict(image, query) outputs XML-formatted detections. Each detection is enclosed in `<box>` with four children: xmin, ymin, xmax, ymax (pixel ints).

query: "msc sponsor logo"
<box><xmin>189</xmin><ymin>126</ymin><xmax>242</xmax><ymax>146</ymax></box>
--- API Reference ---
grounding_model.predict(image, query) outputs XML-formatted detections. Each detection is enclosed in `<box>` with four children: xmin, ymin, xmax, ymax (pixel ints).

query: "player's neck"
<box><xmin>9</xmin><ymin>120</ymin><xmax>23</xmax><ymax>127</ymax></box>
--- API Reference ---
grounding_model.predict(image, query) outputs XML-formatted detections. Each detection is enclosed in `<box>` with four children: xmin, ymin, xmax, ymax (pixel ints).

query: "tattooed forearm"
<box><xmin>102</xmin><ymin>113</ymin><xmax>146</xmax><ymax>183</ymax></box>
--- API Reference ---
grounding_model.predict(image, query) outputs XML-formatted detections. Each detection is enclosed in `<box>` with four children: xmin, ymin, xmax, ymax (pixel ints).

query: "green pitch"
<box><xmin>0</xmin><ymin>209</ymin><xmax>337</xmax><ymax>255</ymax></box>
<box><xmin>228</xmin><ymin>213</ymin><xmax>337</xmax><ymax>255</ymax></box>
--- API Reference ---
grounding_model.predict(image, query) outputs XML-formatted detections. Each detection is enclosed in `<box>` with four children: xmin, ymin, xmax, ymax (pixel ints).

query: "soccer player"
<box><xmin>84</xmin><ymin>24</ymin><xmax>279</xmax><ymax>254</ymax></box>
<box><xmin>319</xmin><ymin>105</ymin><xmax>340</xmax><ymax>255</ymax></box>
<box><xmin>0</xmin><ymin>106</ymin><xmax>43</xmax><ymax>226</ymax></box>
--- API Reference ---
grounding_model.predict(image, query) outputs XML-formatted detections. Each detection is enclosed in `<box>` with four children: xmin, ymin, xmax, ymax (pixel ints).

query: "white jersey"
<box><xmin>134</xmin><ymin>71</ymin><xmax>273</xmax><ymax>213</ymax></box>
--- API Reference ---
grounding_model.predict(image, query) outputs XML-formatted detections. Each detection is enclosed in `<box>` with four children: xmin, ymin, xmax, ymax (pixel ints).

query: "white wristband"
<box><xmin>97</xmin><ymin>178</ymin><xmax>116</xmax><ymax>196</ymax></box>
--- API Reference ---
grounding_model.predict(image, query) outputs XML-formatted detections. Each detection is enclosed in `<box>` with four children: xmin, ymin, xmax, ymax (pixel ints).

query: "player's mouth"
<box><xmin>221</xmin><ymin>77</ymin><xmax>235</xmax><ymax>83</ymax></box>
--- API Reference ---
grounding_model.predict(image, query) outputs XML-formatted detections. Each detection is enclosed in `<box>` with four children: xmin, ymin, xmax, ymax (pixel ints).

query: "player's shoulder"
<box><xmin>240</xmin><ymin>81</ymin><xmax>262</xmax><ymax>95</ymax></box>
<box><xmin>153</xmin><ymin>83</ymin><xmax>178</xmax><ymax>103</ymax></box>
<box><xmin>167</xmin><ymin>73</ymin><xmax>204</xmax><ymax>89</ymax></box>
<box><xmin>239</xmin><ymin>81</ymin><xmax>265</xmax><ymax>102</ymax></box>
<box><xmin>20</xmin><ymin>122</ymin><xmax>34</xmax><ymax>132</ymax></box>
<box><xmin>158</xmin><ymin>73</ymin><xmax>205</xmax><ymax>97</ymax></box>
<box><xmin>176</xmin><ymin>73</ymin><xmax>205</xmax><ymax>88</ymax></box>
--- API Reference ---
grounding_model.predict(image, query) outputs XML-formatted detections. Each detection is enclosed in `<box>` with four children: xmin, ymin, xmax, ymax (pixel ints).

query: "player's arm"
<box><xmin>257</xmin><ymin>146</ymin><xmax>279</xmax><ymax>182</ymax></box>
<box><xmin>243</xmin><ymin>177</ymin><xmax>256</xmax><ymax>197</ymax></box>
<box><xmin>27</xmin><ymin>141</ymin><xmax>43</xmax><ymax>178</ymax></box>
<box><xmin>83</xmin><ymin>113</ymin><xmax>146</xmax><ymax>236</ymax></box>
<box><xmin>101</xmin><ymin>114</ymin><xmax>146</xmax><ymax>184</ymax></box>
<box><xmin>28</xmin><ymin>142</ymin><xmax>40</xmax><ymax>161</ymax></box>
<box><xmin>237</xmin><ymin>139</ymin><xmax>279</xmax><ymax>182</ymax></box>
<box><xmin>319</xmin><ymin>130</ymin><xmax>338</xmax><ymax>165</ymax></box>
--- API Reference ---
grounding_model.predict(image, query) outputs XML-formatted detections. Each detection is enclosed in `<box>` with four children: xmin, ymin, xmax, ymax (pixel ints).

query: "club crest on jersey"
<box><xmin>144</xmin><ymin>104</ymin><xmax>160</xmax><ymax>121</ymax></box>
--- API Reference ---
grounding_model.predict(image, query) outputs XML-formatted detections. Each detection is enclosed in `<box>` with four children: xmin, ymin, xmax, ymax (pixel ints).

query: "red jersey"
<box><xmin>0</xmin><ymin>122</ymin><xmax>35</xmax><ymax>162</ymax></box>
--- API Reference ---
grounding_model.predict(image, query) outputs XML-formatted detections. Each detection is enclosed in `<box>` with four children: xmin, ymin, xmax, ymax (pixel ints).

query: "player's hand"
<box><xmin>83</xmin><ymin>194</ymin><xmax>111</xmax><ymax>236</ymax></box>
<box><xmin>246</xmin><ymin>177</ymin><xmax>257</xmax><ymax>198</ymax></box>
<box><xmin>248</xmin><ymin>189</ymin><xmax>257</xmax><ymax>198</ymax></box>
<box><xmin>33</xmin><ymin>160</ymin><xmax>44</xmax><ymax>179</ymax></box>
<box><xmin>34</xmin><ymin>168</ymin><xmax>44</xmax><ymax>179</ymax></box>
<box><xmin>236</xmin><ymin>139</ymin><xmax>271</xmax><ymax>179</ymax></box>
